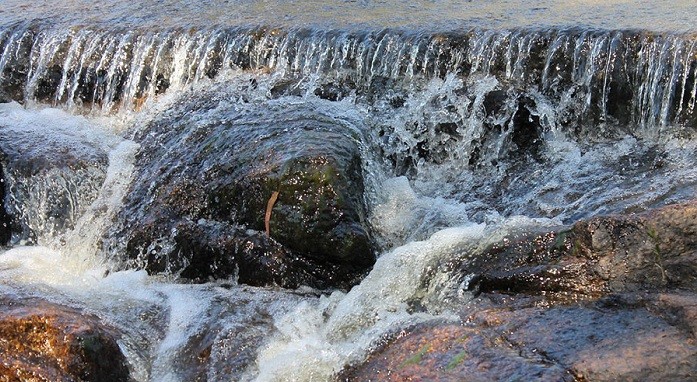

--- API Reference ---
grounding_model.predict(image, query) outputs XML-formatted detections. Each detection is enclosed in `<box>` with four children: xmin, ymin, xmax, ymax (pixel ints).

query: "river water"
<box><xmin>1</xmin><ymin>2</ymin><xmax>697</xmax><ymax>381</ymax></box>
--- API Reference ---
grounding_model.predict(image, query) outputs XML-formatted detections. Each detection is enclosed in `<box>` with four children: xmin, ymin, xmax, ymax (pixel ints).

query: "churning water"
<box><xmin>1</xmin><ymin>1</ymin><xmax>697</xmax><ymax>381</ymax></box>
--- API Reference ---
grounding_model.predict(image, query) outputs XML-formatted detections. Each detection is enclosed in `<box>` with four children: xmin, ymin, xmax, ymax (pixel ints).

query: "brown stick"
<box><xmin>265</xmin><ymin>191</ymin><xmax>280</xmax><ymax>237</ymax></box>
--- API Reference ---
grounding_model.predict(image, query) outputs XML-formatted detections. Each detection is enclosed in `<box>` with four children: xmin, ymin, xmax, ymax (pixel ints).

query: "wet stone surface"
<box><xmin>343</xmin><ymin>201</ymin><xmax>697</xmax><ymax>381</ymax></box>
<box><xmin>108</xmin><ymin>94</ymin><xmax>375</xmax><ymax>289</ymax></box>
<box><xmin>0</xmin><ymin>296</ymin><xmax>131</xmax><ymax>382</ymax></box>
<box><xmin>341</xmin><ymin>293</ymin><xmax>697</xmax><ymax>382</ymax></box>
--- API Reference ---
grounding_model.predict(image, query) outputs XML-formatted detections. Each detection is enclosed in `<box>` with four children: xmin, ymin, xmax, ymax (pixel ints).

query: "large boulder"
<box><xmin>108</xmin><ymin>96</ymin><xmax>375</xmax><ymax>289</ymax></box>
<box><xmin>0</xmin><ymin>296</ymin><xmax>131</xmax><ymax>382</ymax></box>
<box><xmin>343</xmin><ymin>201</ymin><xmax>697</xmax><ymax>381</ymax></box>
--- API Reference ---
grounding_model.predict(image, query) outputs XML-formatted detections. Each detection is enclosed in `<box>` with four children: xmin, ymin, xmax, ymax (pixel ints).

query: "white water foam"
<box><xmin>251</xmin><ymin>177</ymin><xmax>487</xmax><ymax>382</ymax></box>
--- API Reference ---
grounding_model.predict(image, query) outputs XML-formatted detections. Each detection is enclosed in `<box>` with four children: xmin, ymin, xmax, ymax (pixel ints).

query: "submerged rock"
<box><xmin>344</xmin><ymin>201</ymin><xmax>697</xmax><ymax>381</ymax></box>
<box><xmin>0</xmin><ymin>296</ymin><xmax>131</xmax><ymax>382</ymax></box>
<box><xmin>109</xmin><ymin>97</ymin><xmax>375</xmax><ymax>289</ymax></box>
<box><xmin>0</xmin><ymin>107</ymin><xmax>111</xmax><ymax>244</ymax></box>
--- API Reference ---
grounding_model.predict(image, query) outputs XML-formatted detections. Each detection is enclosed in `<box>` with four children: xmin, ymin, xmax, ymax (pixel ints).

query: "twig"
<box><xmin>265</xmin><ymin>191</ymin><xmax>280</xmax><ymax>237</ymax></box>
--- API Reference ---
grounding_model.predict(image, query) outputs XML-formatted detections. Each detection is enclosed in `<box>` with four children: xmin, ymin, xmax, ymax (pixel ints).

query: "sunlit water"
<box><xmin>2</xmin><ymin>0</ymin><xmax>697</xmax><ymax>31</ymax></box>
<box><xmin>1</xmin><ymin>2</ymin><xmax>697</xmax><ymax>381</ymax></box>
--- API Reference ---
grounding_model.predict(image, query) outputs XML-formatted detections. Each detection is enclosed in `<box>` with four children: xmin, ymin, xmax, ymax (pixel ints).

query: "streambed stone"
<box><xmin>342</xmin><ymin>293</ymin><xmax>697</xmax><ymax>382</ymax></box>
<box><xmin>0</xmin><ymin>296</ymin><xmax>131</xmax><ymax>382</ymax></box>
<box><xmin>343</xmin><ymin>201</ymin><xmax>697</xmax><ymax>381</ymax></box>
<box><xmin>462</xmin><ymin>200</ymin><xmax>697</xmax><ymax>297</ymax></box>
<box><xmin>110</xmin><ymin>97</ymin><xmax>375</xmax><ymax>289</ymax></box>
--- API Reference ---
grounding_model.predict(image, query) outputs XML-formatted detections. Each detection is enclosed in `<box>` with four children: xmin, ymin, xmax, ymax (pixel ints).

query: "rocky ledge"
<box><xmin>342</xmin><ymin>201</ymin><xmax>697</xmax><ymax>381</ymax></box>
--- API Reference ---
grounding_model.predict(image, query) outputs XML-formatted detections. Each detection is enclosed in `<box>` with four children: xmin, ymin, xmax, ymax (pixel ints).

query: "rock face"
<box><xmin>343</xmin><ymin>201</ymin><xmax>697</xmax><ymax>381</ymax></box>
<box><xmin>0</xmin><ymin>110</ymin><xmax>110</xmax><ymax>244</ymax></box>
<box><xmin>0</xmin><ymin>297</ymin><xmax>131</xmax><ymax>382</ymax></box>
<box><xmin>463</xmin><ymin>201</ymin><xmax>697</xmax><ymax>297</ymax></box>
<box><xmin>109</xmin><ymin>97</ymin><xmax>375</xmax><ymax>289</ymax></box>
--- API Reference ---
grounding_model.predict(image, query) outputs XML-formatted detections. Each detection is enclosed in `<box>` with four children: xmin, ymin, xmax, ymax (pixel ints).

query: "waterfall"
<box><xmin>2</xmin><ymin>5</ymin><xmax>697</xmax><ymax>381</ymax></box>
<box><xmin>1</xmin><ymin>25</ymin><xmax>696</xmax><ymax>129</ymax></box>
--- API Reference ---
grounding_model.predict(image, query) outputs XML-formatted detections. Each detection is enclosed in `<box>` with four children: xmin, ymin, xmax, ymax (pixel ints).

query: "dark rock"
<box><xmin>0</xmin><ymin>296</ymin><xmax>131</xmax><ymax>382</ymax></box>
<box><xmin>313</xmin><ymin>76</ymin><xmax>357</xmax><ymax>102</ymax></box>
<box><xmin>109</xmin><ymin>97</ymin><xmax>375</xmax><ymax>289</ymax></box>
<box><xmin>483</xmin><ymin>89</ymin><xmax>508</xmax><ymax>117</ymax></box>
<box><xmin>468</xmin><ymin>92</ymin><xmax>545</xmax><ymax>170</ymax></box>
<box><xmin>0</xmin><ymin>89</ymin><xmax>10</xmax><ymax>104</ymax></box>
<box><xmin>510</xmin><ymin>97</ymin><xmax>543</xmax><ymax>161</ymax></box>
<box><xmin>463</xmin><ymin>201</ymin><xmax>697</xmax><ymax>297</ymax></box>
<box><xmin>0</xmin><ymin>27</ymin><xmax>34</xmax><ymax>104</ymax></box>
<box><xmin>0</xmin><ymin>162</ymin><xmax>10</xmax><ymax>245</ymax></box>
<box><xmin>0</xmin><ymin>115</ymin><xmax>109</xmax><ymax>244</ymax></box>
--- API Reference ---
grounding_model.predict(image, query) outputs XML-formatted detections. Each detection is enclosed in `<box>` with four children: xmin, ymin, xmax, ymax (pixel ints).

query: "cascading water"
<box><xmin>1</xmin><ymin>2</ymin><xmax>697</xmax><ymax>381</ymax></box>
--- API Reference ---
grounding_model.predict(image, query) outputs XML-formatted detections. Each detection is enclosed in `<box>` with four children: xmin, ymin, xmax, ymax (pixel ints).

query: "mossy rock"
<box><xmin>110</xmin><ymin>95</ymin><xmax>375</xmax><ymax>289</ymax></box>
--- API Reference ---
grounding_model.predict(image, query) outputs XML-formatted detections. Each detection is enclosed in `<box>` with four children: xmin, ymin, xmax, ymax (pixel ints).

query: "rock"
<box><xmin>0</xmin><ymin>27</ymin><xmax>33</xmax><ymax>104</ymax></box>
<box><xmin>463</xmin><ymin>201</ymin><xmax>697</xmax><ymax>297</ymax></box>
<box><xmin>342</xmin><ymin>293</ymin><xmax>697</xmax><ymax>382</ymax></box>
<box><xmin>0</xmin><ymin>162</ymin><xmax>10</xmax><ymax>245</ymax></box>
<box><xmin>344</xmin><ymin>201</ymin><xmax>697</xmax><ymax>381</ymax></box>
<box><xmin>0</xmin><ymin>296</ymin><xmax>131</xmax><ymax>382</ymax></box>
<box><xmin>125</xmin><ymin>218</ymin><xmax>353</xmax><ymax>288</ymax></box>
<box><xmin>0</xmin><ymin>107</ymin><xmax>111</xmax><ymax>244</ymax></box>
<box><xmin>0</xmin><ymin>89</ymin><xmax>11</xmax><ymax>104</ymax></box>
<box><xmin>109</xmin><ymin>97</ymin><xmax>375</xmax><ymax>289</ymax></box>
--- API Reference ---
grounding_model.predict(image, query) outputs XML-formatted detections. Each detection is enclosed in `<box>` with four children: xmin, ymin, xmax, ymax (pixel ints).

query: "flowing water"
<box><xmin>1</xmin><ymin>2</ymin><xmax>697</xmax><ymax>381</ymax></box>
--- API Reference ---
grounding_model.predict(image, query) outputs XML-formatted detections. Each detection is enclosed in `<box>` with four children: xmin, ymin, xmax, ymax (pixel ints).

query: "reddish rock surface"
<box><xmin>342</xmin><ymin>201</ymin><xmax>697</xmax><ymax>381</ymax></box>
<box><xmin>342</xmin><ymin>293</ymin><xmax>697</xmax><ymax>382</ymax></box>
<box><xmin>0</xmin><ymin>297</ymin><xmax>131</xmax><ymax>382</ymax></box>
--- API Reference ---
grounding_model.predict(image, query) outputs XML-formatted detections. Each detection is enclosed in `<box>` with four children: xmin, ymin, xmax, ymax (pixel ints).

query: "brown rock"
<box><xmin>0</xmin><ymin>297</ymin><xmax>131</xmax><ymax>382</ymax></box>
<box><xmin>465</xmin><ymin>201</ymin><xmax>697</xmax><ymax>297</ymax></box>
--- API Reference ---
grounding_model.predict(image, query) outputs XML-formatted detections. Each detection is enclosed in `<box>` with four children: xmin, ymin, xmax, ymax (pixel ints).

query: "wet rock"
<box><xmin>0</xmin><ymin>163</ymin><xmax>10</xmax><ymax>245</ymax></box>
<box><xmin>0</xmin><ymin>89</ymin><xmax>11</xmax><ymax>104</ymax></box>
<box><xmin>313</xmin><ymin>77</ymin><xmax>357</xmax><ymax>101</ymax></box>
<box><xmin>342</xmin><ymin>293</ymin><xmax>697</xmax><ymax>382</ymax></box>
<box><xmin>345</xmin><ymin>201</ymin><xmax>697</xmax><ymax>381</ymax></box>
<box><xmin>484</xmin><ymin>94</ymin><xmax>544</xmax><ymax>163</ymax></box>
<box><xmin>110</xmin><ymin>97</ymin><xmax>375</xmax><ymax>289</ymax></box>
<box><xmin>0</xmin><ymin>296</ymin><xmax>131</xmax><ymax>382</ymax></box>
<box><xmin>464</xmin><ymin>201</ymin><xmax>697</xmax><ymax>297</ymax></box>
<box><xmin>0</xmin><ymin>110</ymin><xmax>110</xmax><ymax>244</ymax></box>
<box><xmin>171</xmin><ymin>314</ymin><xmax>275</xmax><ymax>382</ymax></box>
<box><xmin>0</xmin><ymin>27</ymin><xmax>34</xmax><ymax>104</ymax></box>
